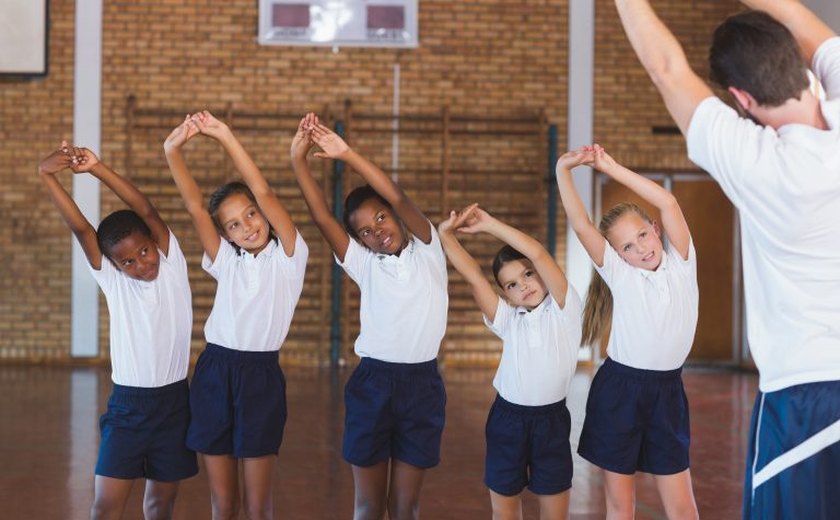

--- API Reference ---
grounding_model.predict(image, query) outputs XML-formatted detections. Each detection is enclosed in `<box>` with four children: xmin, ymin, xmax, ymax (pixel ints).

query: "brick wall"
<box><xmin>1</xmin><ymin>0</ymin><xmax>735</xmax><ymax>363</ymax></box>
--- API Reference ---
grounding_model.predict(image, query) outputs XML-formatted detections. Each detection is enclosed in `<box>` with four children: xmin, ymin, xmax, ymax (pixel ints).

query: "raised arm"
<box><xmin>164</xmin><ymin>115</ymin><xmax>222</xmax><ymax>261</ymax></box>
<box><xmin>555</xmin><ymin>148</ymin><xmax>607</xmax><ymax>267</ymax></box>
<box><xmin>741</xmin><ymin>0</ymin><xmax>836</xmax><ymax>63</ymax></box>
<box><xmin>291</xmin><ymin>114</ymin><xmax>350</xmax><ymax>260</ymax></box>
<box><xmin>614</xmin><ymin>0</ymin><xmax>714</xmax><ymax>134</ymax></box>
<box><xmin>589</xmin><ymin>144</ymin><xmax>690</xmax><ymax>260</ymax></box>
<box><xmin>192</xmin><ymin>111</ymin><xmax>298</xmax><ymax>256</ymax></box>
<box><xmin>38</xmin><ymin>145</ymin><xmax>101</xmax><ymax>269</ymax></box>
<box><xmin>438</xmin><ymin>204</ymin><xmax>500</xmax><ymax>320</ymax></box>
<box><xmin>72</xmin><ymin>146</ymin><xmax>170</xmax><ymax>254</ymax></box>
<box><xmin>308</xmin><ymin>123</ymin><xmax>432</xmax><ymax>244</ymax></box>
<box><xmin>459</xmin><ymin>206</ymin><xmax>569</xmax><ymax>308</ymax></box>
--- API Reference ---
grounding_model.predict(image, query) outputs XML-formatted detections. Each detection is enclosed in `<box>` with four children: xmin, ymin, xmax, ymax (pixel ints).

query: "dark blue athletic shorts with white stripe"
<box><xmin>743</xmin><ymin>379</ymin><xmax>840</xmax><ymax>520</ymax></box>
<box><xmin>96</xmin><ymin>378</ymin><xmax>198</xmax><ymax>481</ymax></box>
<box><xmin>484</xmin><ymin>394</ymin><xmax>573</xmax><ymax>496</ymax></box>
<box><xmin>578</xmin><ymin>357</ymin><xmax>690</xmax><ymax>475</ymax></box>
<box><xmin>342</xmin><ymin>357</ymin><xmax>446</xmax><ymax>469</ymax></box>
<box><xmin>187</xmin><ymin>343</ymin><xmax>287</xmax><ymax>458</ymax></box>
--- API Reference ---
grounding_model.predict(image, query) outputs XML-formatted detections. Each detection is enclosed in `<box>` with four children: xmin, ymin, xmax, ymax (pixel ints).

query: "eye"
<box><xmin>360</xmin><ymin>229</ymin><xmax>371</xmax><ymax>237</ymax></box>
<box><xmin>376</xmin><ymin>213</ymin><xmax>385</xmax><ymax>223</ymax></box>
<box><xmin>140</xmin><ymin>247</ymin><xmax>147</xmax><ymax>256</ymax></box>
<box><xmin>623</xmin><ymin>244</ymin><xmax>631</xmax><ymax>253</ymax></box>
<box><xmin>524</xmin><ymin>270</ymin><xmax>534</xmax><ymax>278</ymax></box>
<box><xmin>506</xmin><ymin>282</ymin><xmax>516</xmax><ymax>290</ymax></box>
<box><xmin>248</xmin><ymin>210</ymin><xmax>256</xmax><ymax>218</ymax></box>
<box><xmin>229</xmin><ymin>222</ymin><xmax>238</xmax><ymax>231</ymax></box>
<box><xmin>122</xmin><ymin>259</ymin><xmax>133</xmax><ymax>266</ymax></box>
<box><xmin>640</xmin><ymin>231</ymin><xmax>648</xmax><ymax>238</ymax></box>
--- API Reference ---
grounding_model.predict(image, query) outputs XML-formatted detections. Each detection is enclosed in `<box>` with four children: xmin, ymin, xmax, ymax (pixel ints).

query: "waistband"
<box><xmin>204</xmin><ymin>343</ymin><xmax>280</xmax><ymax>364</ymax></box>
<box><xmin>358</xmin><ymin>356</ymin><xmax>439</xmax><ymax>374</ymax></box>
<box><xmin>493</xmin><ymin>393</ymin><xmax>568</xmax><ymax>415</ymax></box>
<box><xmin>111</xmin><ymin>377</ymin><xmax>188</xmax><ymax>398</ymax></box>
<box><xmin>602</xmin><ymin>357</ymin><xmax>683</xmax><ymax>380</ymax></box>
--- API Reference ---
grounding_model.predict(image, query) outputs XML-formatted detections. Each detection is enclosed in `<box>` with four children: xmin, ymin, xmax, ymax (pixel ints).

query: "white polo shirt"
<box><xmin>596</xmin><ymin>239</ymin><xmax>698</xmax><ymax>371</ymax></box>
<box><xmin>337</xmin><ymin>223</ymin><xmax>448</xmax><ymax>363</ymax></box>
<box><xmin>89</xmin><ymin>230</ymin><xmax>192</xmax><ymax>388</ymax></box>
<box><xmin>686</xmin><ymin>37</ymin><xmax>840</xmax><ymax>392</ymax></box>
<box><xmin>484</xmin><ymin>289</ymin><xmax>583</xmax><ymax>406</ymax></box>
<box><xmin>202</xmin><ymin>232</ymin><xmax>308</xmax><ymax>352</ymax></box>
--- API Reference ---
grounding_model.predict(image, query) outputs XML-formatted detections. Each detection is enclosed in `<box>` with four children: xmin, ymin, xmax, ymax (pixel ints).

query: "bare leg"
<box><xmin>91</xmin><ymin>475</ymin><xmax>134</xmax><ymax>520</ymax></box>
<box><xmin>387</xmin><ymin>460</ymin><xmax>426</xmax><ymax>520</ymax></box>
<box><xmin>489</xmin><ymin>489</ymin><xmax>523</xmax><ymax>520</ymax></box>
<box><xmin>204</xmin><ymin>454</ymin><xmax>241</xmax><ymax>520</ymax></box>
<box><xmin>603</xmin><ymin>470</ymin><xmax>636</xmax><ymax>520</ymax></box>
<box><xmin>143</xmin><ymin>479</ymin><xmax>179</xmax><ymax>520</ymax></box>
<box><xmin>242</xmin><ymin>455</ymin><xmax>276</xmax><ymax>520</ymax></box>
<box><xmin>352</xmin><ymin>461</ymin><xmax>389</xmax><ymax>520</ymax></box>
<box><xmin>653</xmin><ymin>469</ymin><xmax>698</xmax><ymax>520</ymax></box>
<box><xmin>536</xmin><ymin>490</ymin><xmax>570</xmax><ymax>520</ymax></box>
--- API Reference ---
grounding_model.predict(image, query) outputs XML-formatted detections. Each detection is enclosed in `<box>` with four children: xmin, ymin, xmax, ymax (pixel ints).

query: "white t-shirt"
<box><xmin>336</xmin><ymin>223</ymin><xmax>448</xmax><ymax>363</ymax></box>
<box><xmin>596</xmin><ymin>239</ymin><xmax>698</xmax><ymax>371</ymax></box>
<box><xmin>89</xmin><ymin>230</ymin><xmax>192</xmax><ymax>388</ymax></box>
<box><xmin>202</xmin><ymin>232</ymin><xmax>308</xmax><ymax>352</ymax></box>
<box><xmin>686</xmin><ymin>37</ymin><xmax>840</xmax><ymax>392</ymax></box>
<box><xmin>484</xmin><ymin>290</ymin><xmax>583</xmax><ymax>406</ymax></box>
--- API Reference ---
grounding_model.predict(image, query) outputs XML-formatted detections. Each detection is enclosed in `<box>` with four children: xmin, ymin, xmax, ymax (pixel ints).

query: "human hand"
<box><xmin>556</xmin><ymin>146</ymin><xmax>594</xmax><ymax>173</ymax></box>
<box><xmin>455</xmin><ymin>205</ymin><xmax>494</xmax><ymax>235</ymax></box>
<box><xmin>309</xmin><ymin>123</ymin><xmax>350</xmax><ymax>160</ymax></box>
<box><xmin>164</xmin><ymin>115</ymin><xmax>200</xmax><ymax>153</ymax></box>
<box><xmin>190</xmin><ymin>110</ymin><xmax>231</xmax><ymax>140</ymax></box>
<box><xmin>61</xmin><ymin>141</ymin><xmax>100</xmax><ymax>173</ymax></box>
<box><xmin>291</xmin><ymin>112</ymin><xmax>318</xmax><ymax>161</ymax></box>
<box><xmin>589</xmin><ymin>143</ymin><xmax>618</xmax><ymax>173</ymax></box>
<box><xmin>38</xmin><ymin>142</ymin><xmax>76</xmax><ymax>176</ymax></box>
<box><xmin>439</xmin><ymin>203</ymin><xmax>479</xmax><ymax>235</ymax></box>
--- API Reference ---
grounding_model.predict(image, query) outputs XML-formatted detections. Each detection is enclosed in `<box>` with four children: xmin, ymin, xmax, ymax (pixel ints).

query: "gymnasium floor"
<box><xmin>0</xmin><ymin>364</ymin><xmax>756</xmax><ymax>519</ymax></box>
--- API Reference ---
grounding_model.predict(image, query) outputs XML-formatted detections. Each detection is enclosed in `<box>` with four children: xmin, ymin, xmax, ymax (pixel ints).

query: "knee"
<box><xmin>667</xmin><ymin>502</ymin><xmax>699</xmax><ymax>520</ymax></box>
<box><xmin>243</xmin><ymin>499</ymin><xmax>272</xmax><ymax>520</ymax></box>
<box><xmin>143</xmin><ymin>494</ymin><xmax>176</xmax><ymax>520</ymax></box>
<box><xmin>388</xmin><ymin>496</ymin><xmax>420</xmax><ymax>520</ymax></box>
<box><xmin>210</xmin><ymin>495</ymin><xmax>240</xmax><ymax>520</ymax></box>
<box><xmin>604</xmin><ymin>496</ymin><xmax>635</xmax><ymax>520</ymax></box>
<box><xmin>354</xmin><ymin>499</ymin><xmax>387</xmax><ymax>520</ymax></box>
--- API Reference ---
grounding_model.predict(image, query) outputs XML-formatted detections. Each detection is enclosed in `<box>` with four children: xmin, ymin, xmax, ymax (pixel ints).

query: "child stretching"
<box><xmin>438</xmin><ymin>204</ymin><xmax>582</xmax><ymax>520</ymax></box>
<box><xmin>164</xmin><ymin>111</ymin><xmax>308</xmax><ymax>520</ymax></box>
<box><xmin>39</xmin><ymin>142</ymin><xmax>197</xmax><ymax>519</ymax></box>
<box><xmin>290</xmin><ymin>113</ymin><xmax>448</xmax><ymax>520</ymax></box>
<box><xmin>556</xmin><ymin>145</ymin><xmax>699</xmax><ymax>520</ymax></box>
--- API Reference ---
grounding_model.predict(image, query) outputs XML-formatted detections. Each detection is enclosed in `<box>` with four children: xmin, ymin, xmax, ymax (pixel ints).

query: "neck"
<box><xmin>754</xmin><ymin>90</ymin><xmax>828</xmax><ymax>131</ymax></box>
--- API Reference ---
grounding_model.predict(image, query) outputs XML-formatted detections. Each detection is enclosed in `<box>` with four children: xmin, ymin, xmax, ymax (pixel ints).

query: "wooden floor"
<box><xmin>0</xmin><ymin>364</ymin><xmax>757</xmax><ymax>519</ymax></box>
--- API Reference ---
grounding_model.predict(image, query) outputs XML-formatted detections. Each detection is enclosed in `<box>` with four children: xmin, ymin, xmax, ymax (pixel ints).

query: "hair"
<box><xmin>491</xmin><ymin>245</ymin><xmax>527</xmax><ymax>287</ymax></box>
<box><xmin>709</xmin><ymin>10</ymin><xmax>810</xmax><ymax>107</ymax></box>
<box><xmin>581</xmin><ymin>202</ymin><xmax>654</xmax><ymax>347</ymax></box>
<box><xmin>96</xmin><ymin>209</ymin><xmax>152</xmax><ymax>259</ymax></box>
<box><xmin>343</xmin><ymin>184</ymin><xmax>392</xmax><ymax>240</ymax></box>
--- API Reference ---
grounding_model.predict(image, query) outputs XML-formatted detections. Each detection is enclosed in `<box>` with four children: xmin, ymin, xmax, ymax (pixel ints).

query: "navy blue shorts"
<box><xmin>743</xmin><ymin>379</ymin><xmax>840</xmax><ymax>520</ymax></box>
<box><xmin>484</xmin><ymin>394</ymin><xmax>573</xmax><ymax>496</ymax></box>
<box><xmin>578</xmin><ymin>357</ymin><xmax>690</xmax><ymax>475</ymax></box>
<box><xmin>342</xmin><ymin>357</ymin><xmax>446</xmax><ymax>469</ymax></box>
<box><xmin>96</xmin><ymin>378</ymin><xmax>198</xmax><ymax>481</ymax></box>
<box><xmin>187</xmin><ymin>343</ymin><xmax>287</xmax><ymax>458</ymax></box>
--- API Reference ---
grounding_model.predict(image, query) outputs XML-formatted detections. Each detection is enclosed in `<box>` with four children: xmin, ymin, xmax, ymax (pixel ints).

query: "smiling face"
<box><xmin>348</xmin><ymin>198</ymin><xmax>407</xmax><ymax>255</ymax></box>
<box><xmin>497</xmin><ymin>259</ymin><xmax>547</xmax><ymax>310</ymax></box>
<box><xmin>106</xmin><ymin>230</ymin><xmax>161</xmax><ymax>281</ymax></box>
<box><xmin>606</xmin><ymin>211</ymin><xmax>663</xmax><ymax>270</ymax></box>
<box><xmin>216</xmin><ymin>192</ymin><xmax>271</xmax><ymax>255</ymax></box>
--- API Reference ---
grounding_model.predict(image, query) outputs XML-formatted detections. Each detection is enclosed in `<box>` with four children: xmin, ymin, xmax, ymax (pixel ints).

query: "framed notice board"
<box><xmin>0</xmin><ymin>0</ymin><xmax>48</xmax><ymax>76</ymax></box>
<box><xmin>258</xmin><ymin>0</ymin><xmax>418</xmax><ymax>48</ymax></box>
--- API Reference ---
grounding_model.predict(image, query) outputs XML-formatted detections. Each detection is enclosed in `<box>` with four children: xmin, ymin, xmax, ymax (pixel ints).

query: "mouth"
<box><xmin>380</xmin><ymin>235</ymin><xmax>393</xmax><ymax>249</ymax></box>
<box><xmin>642</xmin><ymin>251</ymin><xmax>655</xmax><ymax>262</ymax></box>
<box><xmin>523</xmin><ymin>290</ymin><xmax>536</xmax><ymax>301</ymax></box>
<box><xmin>245</xmin><ymin>231</ymin><xmax>259</xmax><ymax>242</ymax></box>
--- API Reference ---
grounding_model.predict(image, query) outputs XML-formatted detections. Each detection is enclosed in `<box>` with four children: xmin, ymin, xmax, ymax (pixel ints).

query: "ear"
<box><xmin>652</xmin><ymin>220</ymin><xmax>662</xmax><ymax>237</ymax></box>
<box><xmin>728</xmin><ymin>86</ymin><xmax>755</xmax><ymax>113</ymax></box>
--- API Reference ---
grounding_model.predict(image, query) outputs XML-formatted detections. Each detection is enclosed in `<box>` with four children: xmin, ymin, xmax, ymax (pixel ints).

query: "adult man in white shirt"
<box><xmin>612</xmin><ymin>0</ymin><xmax>840</xmax><ymax>518</ymax></box>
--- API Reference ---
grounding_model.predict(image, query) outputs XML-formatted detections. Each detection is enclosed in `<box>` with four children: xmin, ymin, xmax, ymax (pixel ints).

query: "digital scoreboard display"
<box><xmin>259</xmin><ymin>0</ymin><xmax>418</xmax><ymax>48</ymax></box>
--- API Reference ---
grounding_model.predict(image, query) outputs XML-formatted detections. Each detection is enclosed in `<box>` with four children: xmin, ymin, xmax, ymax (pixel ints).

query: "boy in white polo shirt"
<box><xmin>438</xmin><ymin>203</ymin><xmax>582</xmax><ymax>520</ymax></box>
<box><xmin>291</xmin><ymin>114</ymin><xmax>448</xmax><ymax>519</ymax></box>
<box><xmin>614</xmin><ymin>0</ymin><xmax>840</xmax><ymax>517</ymax></box>
<box><xmin>39</xmin><ymin>142</ymin><xmax>196</xmax><ymax>520</ymax></box>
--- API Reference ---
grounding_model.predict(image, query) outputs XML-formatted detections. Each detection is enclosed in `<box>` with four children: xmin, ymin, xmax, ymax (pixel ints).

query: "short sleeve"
<box><xmin>483</xmin><ymin>297</ymin><xmax>512</xmax><ymax>339</ymax></box>
<box><xmin>88</xmin><ymin>251</ymin><xmax>116</xmax><ymax>290</ymax></box>
<box><xmin>202</xmin><ymin>239</ymin><xmax>235</xmax><ymax>280</ymax></box>
<box><xmin>335</xmin><ymin>235</ymin><xmax>370</xmax><ymax>285</ymax></box>
<box><xmin>593</xmin><ymin>238</ymin><xmax>633</xmax><ymax>288</ymax></box>
<box><xmin>278</xmin><ymin>230</ymin><xmax>309</xmax><ymax>279</ymax></box>
<box><xmin>552</xmin><ymin>285</ymin><xmax>583</xmax><ymax>321</ymax></box>
<box><xmin>812</xmin><ymin>37</ymin><xmax>840</xmax><ymax>100</ymax></box>
<box><xmin>686</xmin><ymin>97</ymin><xmax>771</xmax><ymax>207</ymax></box>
